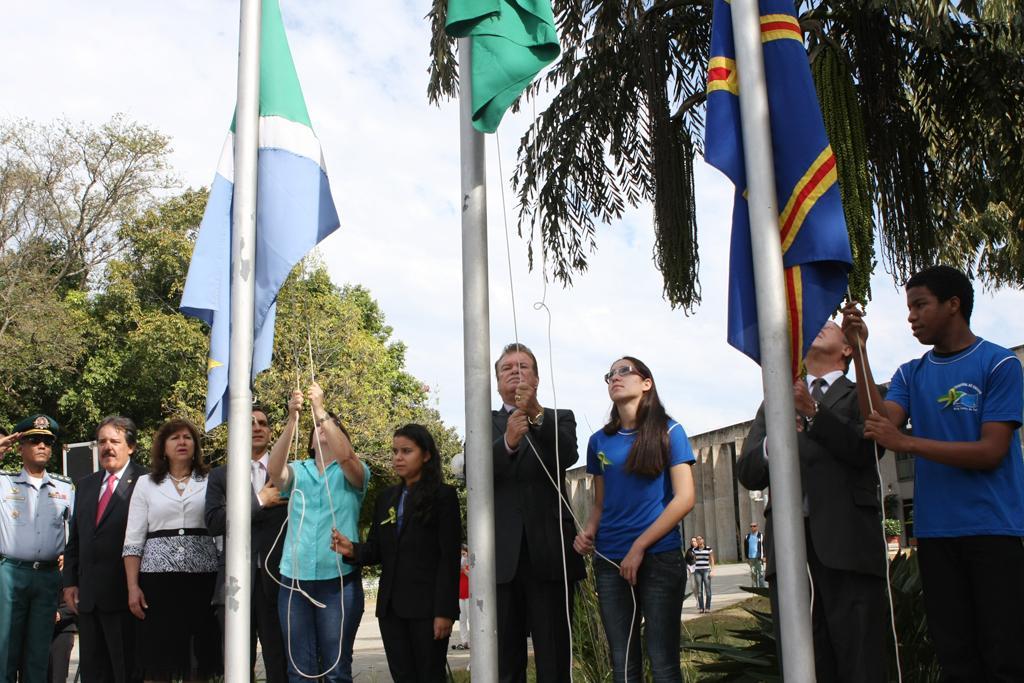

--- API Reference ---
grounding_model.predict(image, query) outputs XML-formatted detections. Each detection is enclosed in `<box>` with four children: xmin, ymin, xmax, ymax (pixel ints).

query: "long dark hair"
<box><xmin>602</xmin><ymin>356</ymin><xmax>672</xmax><ymax>477</ymax></box>
<box><xmin>150</xmin><ymin>418</ymin><xmax>208</xmax><ymax>484</ymax></box>
<box><xmin>393</xmin><ymin>423</ymin><xmax>442</xmax><ymax>524</ymax></box>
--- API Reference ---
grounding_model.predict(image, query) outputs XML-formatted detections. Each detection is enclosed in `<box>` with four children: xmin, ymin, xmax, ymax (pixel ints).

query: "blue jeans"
<box><xmin>693</xmin><ymin>568</ymin><xmax>712</xmax><ymax>610</ymax></box>
<box><xmin>594</xmin><ymin>550</ymin><xmax>685</xmax><ymax>683</ymax></box>
<box><xmin>278</xmin><ymin>573</ymin><xmax>364</xmax><ymax>683</ymax></box>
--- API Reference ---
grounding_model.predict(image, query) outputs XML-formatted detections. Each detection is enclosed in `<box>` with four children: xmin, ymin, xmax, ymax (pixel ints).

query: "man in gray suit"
<box><xmin>736</xmin><ymin>321</ymin><xmax>888</xmax><ymax>683</ymax></box>
<box><xmin>205</xmin><ymin>405</ymin><xmax>289</xmax><ymax>683</ymax></box>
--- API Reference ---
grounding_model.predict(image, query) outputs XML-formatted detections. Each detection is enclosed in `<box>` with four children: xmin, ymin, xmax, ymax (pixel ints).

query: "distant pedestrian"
<box><xmin>692</xmin><ymin>537</ymin><xmax>714</xmax><ymax>613</ymax></box>
<box><xmin>744</xmin><ymin>523</ymin><xmax>765</xmax><ymax>588</ymax></box>
<box><xmin>455</xmin><ymin>544</ymin><xmax>471</xmax><ymax>650</ymax></box>
<box><xmin>684</xmin><ymin>537</ymin><xmax>698</xmax><ymax>605</ymax></box>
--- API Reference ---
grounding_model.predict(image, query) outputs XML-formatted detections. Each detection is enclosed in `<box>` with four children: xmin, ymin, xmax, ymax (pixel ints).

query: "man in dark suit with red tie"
<box><xmin>63</xmin><ymin>416</ymin><xmax>146</xmax><ymax>683</ymax></box>
<box><xmin>491</xmin><ymin>343</ymin><xmax>585</xmax><ymax>683</ymax></box>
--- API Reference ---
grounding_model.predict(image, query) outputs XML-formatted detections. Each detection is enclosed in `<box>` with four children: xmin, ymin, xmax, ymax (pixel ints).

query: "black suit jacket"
<box><xmin>63</xmin><ymin>461</ymin><xmax>147</xmax><ymax>612</ymax></box>
<box><xmin>350</xmin><ymin>483</ymin><xmax>461</xmax><ymax>621</ymax></box>
<box><xmin>204</xmin><ymin>463</ymin><xmax>289</xmax><ymax>605</ymax></box>
<box><xmin>491</xmin><ymin>407</ymin><xmax>586</xmax><ymax>584</ymax></box>
<box><xmin>736</xmin><ymin>376</ymin><xmax>887</xmax><ymax>578</ymax></box>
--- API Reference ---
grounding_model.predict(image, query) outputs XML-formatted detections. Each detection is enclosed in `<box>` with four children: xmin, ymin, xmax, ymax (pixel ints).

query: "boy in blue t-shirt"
<box><xmin>842</xmin><ymin>265</ymin><xmax>1024</xmax><ymax>681</ymax></box>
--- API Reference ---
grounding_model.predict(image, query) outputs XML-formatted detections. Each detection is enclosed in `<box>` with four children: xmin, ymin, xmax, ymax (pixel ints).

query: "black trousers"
<box><xmin>378</xmin><ymin>608</ymin><xmax>449</xmax><ymax>682</ymax></box>
<box><xmin>770</xmin><ymin>520</ymin><xmax>887</xmax><ymax>683</ymax></box>
<box><xmin>76</xmin><ymin>610</ymin><xmax>137</xmax><ymax>683</ymax></box>
<box><xmin>917</xmin><ymin>535</ymin><xmax>1024</xmax><ymax>682</ymax></box>
<box><xmin>496</xmin><ymin>536</ymin><xmax>576</xmax><ymax>683</ymax></box>
<box><xmin>47</xmin><ymin>631</ymin><xmax>75</xmax><ymax>683</ymax></box>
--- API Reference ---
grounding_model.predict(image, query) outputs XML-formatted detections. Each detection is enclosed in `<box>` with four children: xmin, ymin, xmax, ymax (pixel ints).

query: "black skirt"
<box><xmin>136</xmin><ymin>572</ymin><xmax>222</xmax><ymax>679</ymax></box>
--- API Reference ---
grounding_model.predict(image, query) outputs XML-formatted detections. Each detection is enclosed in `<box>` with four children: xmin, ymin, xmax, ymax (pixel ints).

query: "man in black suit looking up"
<box><xmin>736</xmin><ymin>321</ymin><xmax>888</xmax><ymax>683</ymax></box>
<box><xmin>205</xmin><ymin>405</ymin><xmax>289</xmax><ymax>683</ymax></box>
<box><xmin>491</xmin><ymin>343</ymin><xmax>585</xmax><ymax>683</ymax></box>
<box><xmin>62</xmin><ymin>415</ymin><xmax>146</xmax><ymax>683</ymax></box>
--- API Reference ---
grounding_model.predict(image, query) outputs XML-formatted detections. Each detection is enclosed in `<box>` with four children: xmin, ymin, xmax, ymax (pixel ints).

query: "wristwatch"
<box><xmin>803</xmin><ymin>401</ymin><xmax>820</xmax><ymax>430</ymax></box>
<box><xmin>528</xmin><ymin>410</ymin><xmax>545</xmax><ymax>427</ymax></box>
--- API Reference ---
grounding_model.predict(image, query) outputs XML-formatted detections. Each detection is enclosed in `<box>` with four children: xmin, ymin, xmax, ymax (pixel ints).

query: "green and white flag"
<box><xmin>445</xmin><ymin>0</ymin><xmax>560</xmax><ymax>133</ymax></box>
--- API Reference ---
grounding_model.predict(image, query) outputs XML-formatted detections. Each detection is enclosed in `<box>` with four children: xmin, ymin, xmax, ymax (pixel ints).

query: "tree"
<box><xmin>249</xmin><ymin>263</ymin><xmax>463</xmax><ymax>531</ymax></box>
<box><xmin>2</xmin><ymin>180</ymin><xmax>463</xmax><ymax>515</ymax></box>
<box><xmin>427</xmin><ymin>0</ymin><xmax>1024</xmax><ymax>308</ymax></box>
<box><xmin>55</xmin><ymin>189</ymin><xmax>211</xmax><ymax>454</ymax></box>
<box><xmin>0</xmin><ymin>116</ymin><xmax>175</xmax><ymax>425</ymax></box>
<box><xmin>0</xmin><ymin>115</ymin><xmax>175</xmax><ymax>291</ymax></box>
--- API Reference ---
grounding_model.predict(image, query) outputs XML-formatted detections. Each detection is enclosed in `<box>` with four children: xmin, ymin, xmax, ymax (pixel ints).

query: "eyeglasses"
<box><xmin>25</xmin><ymin>435</ymin><xmax>55</xmax><ymax>446</ymax></box>
<box><xmin>604</xmin><ymin>366</ymin><xmax>639</xmax><ymax>384</ymax></box>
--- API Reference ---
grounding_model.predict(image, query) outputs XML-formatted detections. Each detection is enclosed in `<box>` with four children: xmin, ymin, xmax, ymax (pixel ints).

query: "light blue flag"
<box><xmin>181</xmin><ymin>0</ymin><xmax>340</xmax><ymax>430</ymax></box>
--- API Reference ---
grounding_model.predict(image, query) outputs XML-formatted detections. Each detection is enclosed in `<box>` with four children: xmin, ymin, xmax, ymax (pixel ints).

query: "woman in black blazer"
<box><xmin>332</xmin><ymin>424</ymin><xmax>461</xmax><ymax>682</ymax></box>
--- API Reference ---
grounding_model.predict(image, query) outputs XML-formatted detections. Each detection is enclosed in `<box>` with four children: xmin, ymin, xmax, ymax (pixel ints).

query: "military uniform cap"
<box><xmin>14</xmin><ymin>414</ymin><xmax>59</xmax><ymax>439</ymax></box>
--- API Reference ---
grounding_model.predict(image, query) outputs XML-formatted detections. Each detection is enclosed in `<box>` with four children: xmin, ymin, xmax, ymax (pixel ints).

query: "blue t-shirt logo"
<box><xmin>936</xmin><ymin>383</ymin><xmax>981</xmax><ymax>412</ymax></box>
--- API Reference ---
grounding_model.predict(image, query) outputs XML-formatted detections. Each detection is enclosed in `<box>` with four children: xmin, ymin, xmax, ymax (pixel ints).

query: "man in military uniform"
<box><xmin>0</xmin><ymin>414</ymin><xmax>74</xmax><ymax>683</ymax></box>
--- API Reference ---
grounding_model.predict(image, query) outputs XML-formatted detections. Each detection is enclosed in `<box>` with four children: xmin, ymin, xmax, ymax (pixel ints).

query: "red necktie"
<box><xmin>96</xmin><ymin>475</ymin><xmax>118</xmax><ymax>524</ymax></box>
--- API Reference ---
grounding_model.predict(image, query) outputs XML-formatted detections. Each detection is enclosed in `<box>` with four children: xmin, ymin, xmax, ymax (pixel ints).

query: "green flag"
<box><xmin>446</xmin><ymin>0</ymin><xmax>560</xmax><ymax>133</ymax></box>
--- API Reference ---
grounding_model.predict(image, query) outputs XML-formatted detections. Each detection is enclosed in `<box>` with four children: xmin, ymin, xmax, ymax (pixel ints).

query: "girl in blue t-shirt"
<box><xmin>573</xmin><ymin>356</ymin><xmax>696</xmax><ymax>682</ymax></box>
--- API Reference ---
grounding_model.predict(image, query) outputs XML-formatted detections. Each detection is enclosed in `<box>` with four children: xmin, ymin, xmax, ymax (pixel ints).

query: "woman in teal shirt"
<box><xmin>267</xmin><ymin>383</ymin><xmax>370</xmax><ymax>683</ymax></box>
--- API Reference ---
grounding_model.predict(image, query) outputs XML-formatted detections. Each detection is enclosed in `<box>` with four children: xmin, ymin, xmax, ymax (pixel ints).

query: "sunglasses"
<box><xmin>604</xmin><ymin>366</ymin><xmax>639</xmax><ymax>384</ymax></box>
<box><xmin>24</xmin><ymin>435</ymin><xmax>55</xmax><ymax>446</ymax></box>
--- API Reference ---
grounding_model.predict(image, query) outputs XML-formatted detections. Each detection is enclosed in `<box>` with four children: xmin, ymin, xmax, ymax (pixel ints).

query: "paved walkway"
<box><xmin>64</xmin><ymin>563</ymin><xmax>754</xmax><ymax>681</ymax></box>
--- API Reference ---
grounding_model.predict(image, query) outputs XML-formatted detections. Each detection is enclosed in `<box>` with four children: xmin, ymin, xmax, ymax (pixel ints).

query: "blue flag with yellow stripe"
<box><xmin>704</xmin><ymin>0</ymin><xmax>852</xmax><ymax>377</ymax></box>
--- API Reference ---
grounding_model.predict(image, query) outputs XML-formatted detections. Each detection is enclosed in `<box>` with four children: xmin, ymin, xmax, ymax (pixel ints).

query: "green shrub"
<box><xmin>883</xmin><ymin>518</ymin><xmax>904</xmax><ymax>537</ymax></box>
<box><xmin>684</xmin><ymin>553</ymin><xmax>942</xmax><ymax>682</ymax></box>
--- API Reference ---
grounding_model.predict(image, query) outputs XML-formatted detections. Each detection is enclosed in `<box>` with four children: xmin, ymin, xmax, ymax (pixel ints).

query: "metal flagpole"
<box><xmin>729</xmin><ymin>0</ymin><xmax>815</xmax><ymax>679</ymax></box>
<box><xmin>224</xmin><ymin>0</ymin><xmax>261</xmax><ymax>680</ymax></box>
<box><xmin>458</xmin><ymin>36</ymin><xmax>500</xmax><ymax>682</ymax></box>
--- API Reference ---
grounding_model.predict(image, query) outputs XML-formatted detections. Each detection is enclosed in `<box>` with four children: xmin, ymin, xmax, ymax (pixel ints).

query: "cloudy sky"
<box><xmin>7</xmin><ymin>1</ymin><xmax>1023</xmax><ymax>466</ymax></box>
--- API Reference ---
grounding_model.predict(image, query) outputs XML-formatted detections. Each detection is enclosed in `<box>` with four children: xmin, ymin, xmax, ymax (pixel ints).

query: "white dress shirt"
<box><xmin>97</xmin><ymin>462</ymin><xmax>132</xmax><ymax>501</ymax></box>
<box><xmin>251</xmin><ymin>452</ymin><xmax>269</xmax><ymax>497</ymax></box>
<box><xmin>806</xmin><ymin>369</ymin><xmax>845</xmax><ymax>395</ymax></box>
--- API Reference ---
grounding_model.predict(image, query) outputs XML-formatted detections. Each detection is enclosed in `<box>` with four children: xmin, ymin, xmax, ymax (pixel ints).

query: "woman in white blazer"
<box><xmin>123</xmin><ymin>418</ymin><xmax>222</xmax><ymax>680</ymax></box>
